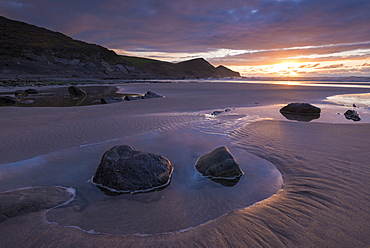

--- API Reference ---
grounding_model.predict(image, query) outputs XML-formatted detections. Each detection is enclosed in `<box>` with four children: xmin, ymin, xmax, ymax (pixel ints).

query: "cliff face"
<box><xmin>0</xmin><ymin>16</ymin><xmax>142</xmax><ymax>78</ymax></box>
<box><xmin>0</xmin><ymin>16</ymin><xmax>240</xmax><ymax>79</ymax></box>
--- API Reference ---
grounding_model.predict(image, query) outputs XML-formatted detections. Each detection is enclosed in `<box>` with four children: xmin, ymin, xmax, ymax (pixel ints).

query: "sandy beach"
<box><xmin>1</xmin><ymin>81</ymin><xmax>369</xmax><ymax>247</ymax></box>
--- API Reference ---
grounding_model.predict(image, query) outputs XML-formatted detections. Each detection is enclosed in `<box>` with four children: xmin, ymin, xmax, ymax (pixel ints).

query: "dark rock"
<box><xmin>68</xmin><ymin>86</ymin><xmax>87</xmax><ymax>97</ymax></box>
<box><xmin>142</xmin><ymin>91</ymin><xmax>163</xmax><ymax>99</ymax></box>
<box><xmin>280</xmin><ymin>103</ymin><xmax>321</xmax><ymax>114</ymax></box>
<box><xmin>124</xmin><ymin>95</ymin><xmax>139</xmax><ymax>101</ymax></box>
<box><xmin>0</xmin><ymin>96</ymin><xmax>18</xmax><ymax>106</ymax></box>
<box><xmin>280</xmin><ymin>103</ymin><xmax>321</xmax><ymax>122</ymax></box>
<box><xmin>344</xmin><ymin>109</ymin><xmax>361</xmax><ymax>121</ymax></box>
<box><xmin>195</xmin><ymin>146</ymin><xmax>243</xmax><ymax>179</ymax></box>
<box><xmin>101</xmin><ymin>97</ymin><xmax>123</xmax><ymax>104</ymax></box>
<box><xmin>211</xmin><ymin>109</ymin><xmax>231</xmax><ymax>115</ymax></box>
<box><xmin>211</xmin><ymin>110</ymin><xmax>224</xmax><ymax>116</ymax></box>
<box><xmin>25</xmin><ymin>88</ymin><xmax>39</xmax><ymax>94</ymax></box>
<box><xmin>0</xmin><ymin>186</ymin><xmax>74</xmax><ymax>222</ymax></box>
<box><xmin>92</xmin><ymin>145</ymin><xmax>173</xmax><ymax>194</ymax></box>
<box><xmin>14</xmin><ymin>90</ymin><xmax>28</xmax><ymax>97</ymax></box>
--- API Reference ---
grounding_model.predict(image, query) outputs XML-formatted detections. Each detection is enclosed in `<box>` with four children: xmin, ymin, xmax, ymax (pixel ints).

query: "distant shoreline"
<box><xmin>1</xmin><ymin>75</ymin><xmax>370</xmax><ymax>88</ymax></box>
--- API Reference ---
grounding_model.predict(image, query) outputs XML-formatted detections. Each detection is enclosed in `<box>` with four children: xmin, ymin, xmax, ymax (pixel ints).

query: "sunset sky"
<box><xmin>1</xmin><ymin>0</ymin><xmax>370</xmax><ymax>77</ymax></box>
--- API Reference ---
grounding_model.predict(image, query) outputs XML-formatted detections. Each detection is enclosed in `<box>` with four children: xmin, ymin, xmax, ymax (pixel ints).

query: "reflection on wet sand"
<box><xmin>280</xmin><ymin>112</ymin><xmax>321</xmax><ymax>122</ymax></box>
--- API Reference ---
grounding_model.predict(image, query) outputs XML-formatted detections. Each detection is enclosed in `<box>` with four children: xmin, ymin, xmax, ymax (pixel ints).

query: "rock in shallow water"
<box><xmin>279</xmin><ymin>103</ymin><xmax>321</xmax><ymax>122</ymax></box>
<box><xmin>344</xmin><ymin>109</ymin><xmax>361</xmax><ymax>121</ymax></box>
<box><xmin>92</xmin><ymin>145</ymin><xmax>173</xmax><ymax>194</ymax></box>
<box><xmin>280</xmin><ymin>103</ymin><xmax>321</xmax><ymax>114</ymax></box>
<box><xmin>195</xmin><ymin>146</ymin><xmax>243</xmax><ymax>179</ymax></box>
<box><xmin>0</xmin><ymin>186</ymin><xmax>74</xmax><ymax>222</ymax></box>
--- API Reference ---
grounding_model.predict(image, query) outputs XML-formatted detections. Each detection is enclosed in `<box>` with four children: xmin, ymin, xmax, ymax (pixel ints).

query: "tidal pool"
<box><xmin>0</xmin><ymin>127</ymin><xmax>282</xmax><ymax>236</ymax></box>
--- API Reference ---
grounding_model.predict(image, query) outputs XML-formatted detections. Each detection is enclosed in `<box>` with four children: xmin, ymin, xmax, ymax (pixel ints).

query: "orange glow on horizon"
<box><xmin>265</xmin><ymin>62</ymin><xmax>300</xmax><ymax>75</ymax></box>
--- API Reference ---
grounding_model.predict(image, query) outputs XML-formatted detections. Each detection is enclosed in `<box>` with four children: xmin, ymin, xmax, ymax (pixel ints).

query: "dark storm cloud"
<box><xmin>1</xmin><ymin>0</ymin><xmax>370</xmax><ymax>54</ymax></box>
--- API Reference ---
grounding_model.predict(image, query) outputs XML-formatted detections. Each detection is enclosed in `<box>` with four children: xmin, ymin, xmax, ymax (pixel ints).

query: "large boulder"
<box><xmin>344</xmin><ymin>109</ymin><xmax>361</xmax><ymax>121</ymax></box>
<box><xmin>280</xmin><ymin>103</ymin><xmax>321</xmax><ymax>114</ymax></box>
<box><xmin>280</xmin><ymin>103</ymin><xmax>321</xmax><ymax>122</ymax></box>
<box><xmin>92</xmin><ymin>145</ymin><xmax>173</xmax><ymax>194</ymax></box>
<box><xmin>195</xmin><ymin>146</ymin><xmax>243</xmax><ymax>179</ymax></box>
<box><xmin>68</xmin><ymin>86</ymin><xmax>87</xmax><ymax>97</ymax></box>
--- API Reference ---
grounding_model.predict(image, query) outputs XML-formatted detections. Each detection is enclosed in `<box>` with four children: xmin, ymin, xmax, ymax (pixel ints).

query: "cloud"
<box><xmin>299</xmin><ymin>63</ymin><xmax>320</xmax><ymax>68</ymax></box>
<box><xmin>316</xmin><ymin>64</ymin><xmax>344</xmax><ymax>69</ymax></box>
<box><xmin>1</xmin><ymin>0</ymin><xmax>370</xmax><ymax>53</ymax></box>
<box><xmin>1</xmin><ymin>0</ymin><xmax>370</xmax><ymax>76</ymax></box>
<box><xmin>362</xmin><ymin>63</ymin><xmax>370</xmax><ymax>67</ymax></box>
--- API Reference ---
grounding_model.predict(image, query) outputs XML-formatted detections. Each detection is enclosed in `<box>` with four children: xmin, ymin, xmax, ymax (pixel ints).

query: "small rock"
<box><xmin>142</xmin><ymin>91</ymin><xmax>163</xmax><ymax>99</ymax></box>
<box><xmin>195</xmin><ymin>146</ymin><xmax>243</xmax><ymax>179</ymax></box>
<box><xmin>211</xmin><ymin>109</ymin><xmax>231</xmax><ymax>115</ymax></box>
<box><xmin>25</xmin><ymin>88</ymin><xmax>39</xmax><ymax>94</ymax></box>
<box><xmin>211</xmin><ymin>110</ymin><xmax>224</xmax><ymax>116</ymax></box>
<box><xmin>124</xmin><ymin>95</ymin><xmax>139</xmax><ymax>101</ymax></box>
<box><xmin>101</xmin><ymin>97</ymin><xmax>124</xmax><ymax>104</ymax></box>
<box><xmin>344</xmin><ymin>109</ymin><xmax>361</xmax><ymax>121</ymax></box>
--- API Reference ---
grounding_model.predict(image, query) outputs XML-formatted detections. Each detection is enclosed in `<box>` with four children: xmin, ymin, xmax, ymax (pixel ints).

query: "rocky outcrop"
<box><xmin>215</xmin><ymin>65</ymin><xmax>240</xmax><ymax>78</ymax></box>
<box><xmin>344</xmin><ymin>109</ymin><xmax>361</xmax><ymax>121</ymax></box>
<box><xmin>92</xmin><ymin>145</ymin><xmax>173</xmax><ymax>194</ymax></box>
<box><xmin>195</xmin><ymin>146</ymin><xmax>243</xmax><ymax>179</ymax></box>
<box><xmin>0</xmin><ymin>186</ymin><xmax>74</xmax><ymax>223</ymax></box>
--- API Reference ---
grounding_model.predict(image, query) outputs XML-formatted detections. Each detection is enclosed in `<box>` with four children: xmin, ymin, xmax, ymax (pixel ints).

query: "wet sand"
<box><xmin>0</xmin><ymin>81</ymin><xmax>369</xmax><ymax>247</ymax></box>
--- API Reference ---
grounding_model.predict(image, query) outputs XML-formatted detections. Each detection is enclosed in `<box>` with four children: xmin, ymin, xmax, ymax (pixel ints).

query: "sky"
<box><xmin>1</xmin><ymin>0</ymin><xmax>370</xmax><ymax>77</ymax></box>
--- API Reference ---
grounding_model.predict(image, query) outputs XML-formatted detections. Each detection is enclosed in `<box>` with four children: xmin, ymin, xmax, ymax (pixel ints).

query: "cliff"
<box><xmin>0</xmin><ymin>16</ymin><xmax>240</xmax><ymax>79</ymax></box>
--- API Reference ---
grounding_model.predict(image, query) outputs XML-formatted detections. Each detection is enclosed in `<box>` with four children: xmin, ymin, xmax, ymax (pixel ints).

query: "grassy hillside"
<box><xmin>120</xmin><ymin>55</ymin><xmax>162</xmax><ymax>66</ymax></box>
